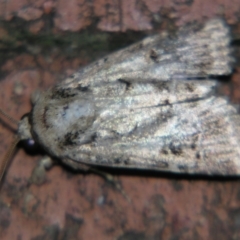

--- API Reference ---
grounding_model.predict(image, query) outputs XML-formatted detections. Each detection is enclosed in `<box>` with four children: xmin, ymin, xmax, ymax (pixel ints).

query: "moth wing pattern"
<box><xmin>21</xmin><ymin>18</ymin><xmax>240</xmax><ymax>176</ymax></box>
<box><xmin>62</xmin><ymin>18</ymin><xmax>233</xmax><ymax>90</ymax></box>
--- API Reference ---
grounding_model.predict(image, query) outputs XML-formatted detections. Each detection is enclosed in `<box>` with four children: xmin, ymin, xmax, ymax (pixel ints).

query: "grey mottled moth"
<box><xmin>1</xmin><ymin>18</ymin><xmax>240</xmax><ymax>180</ymax></box>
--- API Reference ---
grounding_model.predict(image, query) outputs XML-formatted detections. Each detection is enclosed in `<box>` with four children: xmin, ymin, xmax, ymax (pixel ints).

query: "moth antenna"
<box><xmin>0</xmin><ymin>108</ymin><xmax>19</xmax><ymax>125</ymax></box>
<box><xmin>0</xmin><ymin>137</ymin><xmax>20</xmax><ymax>182</ymax></box>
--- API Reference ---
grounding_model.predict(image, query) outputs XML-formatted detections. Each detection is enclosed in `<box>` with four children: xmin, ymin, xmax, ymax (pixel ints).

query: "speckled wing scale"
<box><xmin>17</xmin><ymin>18</ymin><xmax>240</xmax><ymax>176</ymax></box>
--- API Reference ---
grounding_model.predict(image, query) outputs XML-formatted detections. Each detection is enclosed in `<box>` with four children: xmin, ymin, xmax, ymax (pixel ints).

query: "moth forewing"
<box><xmin>61</xmin><ymin>18</ymin><xmax>233</xmax><ymax>90</ymax></box>
<box><xmin>29</xmin><ymin>77</ymin><xmax>240</xmax><ymax>175</ymax></box>
<box><xmin>1</xmin><ymin>18</ymin><xmax>239</xmax><ymax>179</ymax></box>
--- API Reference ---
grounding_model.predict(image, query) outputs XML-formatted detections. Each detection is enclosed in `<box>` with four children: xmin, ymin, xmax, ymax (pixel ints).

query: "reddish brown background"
<box><xmin>1</xmin><ymin>0</ymin><xmax>240</xmax><ymax>239</ymax></box>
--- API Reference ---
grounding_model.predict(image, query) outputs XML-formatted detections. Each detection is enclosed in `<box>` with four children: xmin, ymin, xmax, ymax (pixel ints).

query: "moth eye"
<box><xmin>20</xmin><ymin>138</ymin><xmax>41</xmax><ymax>155</ymax></box>
<box><xmin>21</xmin><ymin>138</ymin><xmax>36</xmax><ymax>150</ymax></box>
<box><xmin>26</xmin><ymin>139</ymin><xmax>35</xmax><ymax>147</ymax></box>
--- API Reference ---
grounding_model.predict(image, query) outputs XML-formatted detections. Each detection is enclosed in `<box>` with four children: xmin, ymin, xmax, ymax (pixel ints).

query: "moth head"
<box><xmin>18</xmin><ymin>114</ymin><xmax>33</xmax><ymax>141</ymax></box>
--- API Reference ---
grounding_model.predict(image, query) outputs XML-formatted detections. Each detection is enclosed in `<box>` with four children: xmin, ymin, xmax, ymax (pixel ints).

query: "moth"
<box><xmin>1</xmin><ymin>18</ymin><xmax>240</xmax><ymax>180</ymax></box>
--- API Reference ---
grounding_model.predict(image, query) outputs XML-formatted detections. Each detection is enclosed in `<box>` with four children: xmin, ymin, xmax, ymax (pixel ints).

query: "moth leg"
<box><xmin>29</xmin><ymin>156</ymin><xmax>55</xmax><ymax>185</ymax></box>
<box><xmin>60</xmin><ymin>158</ymin><xmax>90</xmax><ymax>171</ymax></box>
<box><xmin>89</xmin><ymin>167</ymin><xmax>131</xmax><ymax>203</ymax></box>
<box><xmin>39</xmin><ymin>155</ymin><xmax>55</xmax><ymax>169</ymax></box>
<box><xmin>61</xmin><ymin>158</ymin><xmax>131</xmax><ymax>202</ymax></box>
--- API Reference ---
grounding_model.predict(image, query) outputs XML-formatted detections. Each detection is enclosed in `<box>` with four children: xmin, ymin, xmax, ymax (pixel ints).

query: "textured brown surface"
<box><xmin>0</xmin><ymin>0</ymin><xmax>240</xmax><ymax>240</ymax></box>
<box><xmin>0</xmin><ymin>0</ymin><xmax>240</xmax><ymax>32</ymax></box>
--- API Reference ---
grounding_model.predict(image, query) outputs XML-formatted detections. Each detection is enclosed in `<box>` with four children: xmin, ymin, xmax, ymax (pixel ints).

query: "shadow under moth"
<box><xmin>1</xmin><ymin>18</ymin><xmax>239</xmax><ymax>180</ymax></box>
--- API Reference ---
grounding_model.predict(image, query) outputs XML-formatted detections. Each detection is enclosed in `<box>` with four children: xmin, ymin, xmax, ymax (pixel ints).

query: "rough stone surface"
<box><xmin>17</xmin><ymin>7</ymin><xmax>43</xmax><ymax>21</ymax></box>
<box><xmin>54</xmin><ymin>0</ymin><xmax>92</xmax><ymax>31</ymax></box>
<box><xmin>0</xmin><ymin>0</ymin><xmax>239</xmax><ymax>32</ymax></box>
<box><xmin>0</xmin><ymin>1</ymin><xmax>240</xmax><ymax>239</ymax></box>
